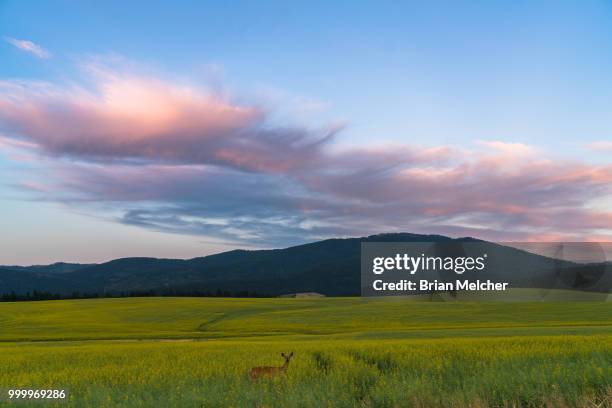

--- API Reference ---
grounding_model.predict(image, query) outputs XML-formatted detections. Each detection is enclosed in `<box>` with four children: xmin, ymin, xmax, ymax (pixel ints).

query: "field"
<box><xmin>0</xmin><ymin>296</ymin><xmax>610</xmax><ymax>407</ymax></box>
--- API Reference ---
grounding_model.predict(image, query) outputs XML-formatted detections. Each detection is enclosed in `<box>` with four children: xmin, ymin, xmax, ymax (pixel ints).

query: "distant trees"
<box><xmin>1</xmin><ymin>291</ymin><xmax>61</xmax><ymax>301</ymax></box>
<box><xmin>0</xmin><ymin>289</ymin><xmax>267</xmax><ymax>302</ymax></box>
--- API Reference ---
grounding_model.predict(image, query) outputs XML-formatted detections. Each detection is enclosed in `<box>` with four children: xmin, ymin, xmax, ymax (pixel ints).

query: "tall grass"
<box><xmin>0</xmin><ymin>297</ymin><xmax>610</xmax><ymax>407</ymax></box>
<box><xmin>1</xmin><ymin>336</ymin><xmax>610</xmax><ymax>406</ymax></box>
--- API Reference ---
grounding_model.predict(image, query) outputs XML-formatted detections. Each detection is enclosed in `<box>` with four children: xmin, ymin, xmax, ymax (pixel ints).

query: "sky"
<box><xmin>1</xmin><ymin>0</ymin><xmax>611</xmax><ymax>265</ymax></box>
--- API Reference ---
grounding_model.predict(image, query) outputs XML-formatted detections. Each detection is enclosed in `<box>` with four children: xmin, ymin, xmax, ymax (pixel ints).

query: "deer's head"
<box><xmin>281</xmin><ymin>352</ymin><xmax>294</xmax><ymax>365</ymax></box>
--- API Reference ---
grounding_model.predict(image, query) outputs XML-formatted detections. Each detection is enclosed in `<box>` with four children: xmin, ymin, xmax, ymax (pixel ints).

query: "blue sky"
<box><xmin>1</xmin><ymin>1</ymin><xmax>611</xmax><ymax>264</ymax></box>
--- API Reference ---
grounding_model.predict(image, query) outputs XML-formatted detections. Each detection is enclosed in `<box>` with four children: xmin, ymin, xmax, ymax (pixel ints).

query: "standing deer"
<box><xmin>249</xmin><ymin>352</ymin><xmax>294</xmax><ymax>381</ymax></box>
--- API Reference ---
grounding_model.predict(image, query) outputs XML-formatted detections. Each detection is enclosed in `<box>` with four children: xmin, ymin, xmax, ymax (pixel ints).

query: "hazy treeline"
<box><xmin>0</xmin><ymin>289</ymin><xmax>268</xmax><ymax>302</ymax></box>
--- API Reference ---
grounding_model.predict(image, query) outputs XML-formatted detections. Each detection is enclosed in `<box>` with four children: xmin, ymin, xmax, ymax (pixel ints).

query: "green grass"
<box><xmin>0</xmin><ymin>297</ymin><xmax>610</xmax><ymax>407</ymax></box>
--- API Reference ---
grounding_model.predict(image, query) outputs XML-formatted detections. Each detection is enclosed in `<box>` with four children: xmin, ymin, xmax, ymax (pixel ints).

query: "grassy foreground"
<box><xmin>0</xmin><ymin>297</ymin><xmax>610</xmax><ymax>407</ymax></box>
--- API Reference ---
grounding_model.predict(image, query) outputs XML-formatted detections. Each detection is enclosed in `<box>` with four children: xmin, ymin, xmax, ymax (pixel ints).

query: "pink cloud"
<box><xmin>1</xmin><ymin>62</ymin><xmax>611</xmax><ymax>244</ymax></box>
<box><xmin>22</xmin><ymin>142</ymin><xmax>609</xmax><ymax>244</ymax></box>
<box><xmin>0</xmin><ymin>68</ymin><xmax>337</xmax><ymax>172</ymax></box>
<box><xmin>477</xmin><ymin>141</ymin><xmax>537</xmax><ymax>157</ymax></box>
<box><xmin>587</xmin><ymin>141</ymin><xmax>612</xmax><ymax>153</ymax></box>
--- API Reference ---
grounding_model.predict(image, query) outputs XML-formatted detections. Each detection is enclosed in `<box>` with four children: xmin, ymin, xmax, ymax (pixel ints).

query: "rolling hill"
<box><xmin>1</xmin><ymin>233</ymin><xmax>610</xmax><ymax>297</ymax></box>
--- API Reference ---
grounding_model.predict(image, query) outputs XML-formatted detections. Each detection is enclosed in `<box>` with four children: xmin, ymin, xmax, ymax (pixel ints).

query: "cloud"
<box><xmin>4</xmin><ymin>37</ymin><xmax>51</xmax><ymax>59</ymax></box>
<box><xmin>0</xmin><ymin>66</ymin><xmax>339</xmax><ymax>173</ymax></box>
<box><xmin>1</xmin><ymin>60</ymin><xmax>611</xmax><ymax>246</ymax></box>
<box><xmin>587</xmin><ymin>141</ymin><xmax>612</xmax><ymax>153</ymax></box>
<box><xmin>477</xmin><ymin>141</ymin><xmax>537</xmax><ymax>157</ymax></box>
<box><xmin>17</xmin><ymin>142</ymin><xmax>611</xmax><ymax>245</ymax></box>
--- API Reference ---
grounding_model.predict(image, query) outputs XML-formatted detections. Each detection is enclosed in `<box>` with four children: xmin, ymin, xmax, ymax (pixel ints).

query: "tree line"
<box><xmin>0</xmin><ymin>289</ymin><xmax>268</xmax><ymax>302</ymax></box>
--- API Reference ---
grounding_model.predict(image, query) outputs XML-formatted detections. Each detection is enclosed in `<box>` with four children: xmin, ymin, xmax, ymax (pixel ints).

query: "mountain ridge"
<box><xmin>1</xmin><ymin>233</ymin><xmax>610</xmax><ymax>297</ymax></box>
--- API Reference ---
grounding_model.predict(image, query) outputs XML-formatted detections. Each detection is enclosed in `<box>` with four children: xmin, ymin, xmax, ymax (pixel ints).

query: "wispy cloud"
<box><xmin>1</xmin><ymin>59</ymin><xmax>611</xmax><ymax>245</ymax></box>
<box><xmin>4</xmin><ymin>37</ymin><xmax>51</xmax><ymax>59</ymax></box>
<box><xmin>0</xmin><ymin>64</ymin><xmax>339</xmax><ymax>173</ymax></box>
<box><xmin>587</xmin><ymin>141</ymin><xmax>612</xmax><ymax>153</ymax></box>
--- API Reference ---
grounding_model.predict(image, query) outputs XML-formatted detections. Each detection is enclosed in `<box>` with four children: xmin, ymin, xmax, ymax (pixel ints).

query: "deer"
<box><xmin>249</xmin><ymin>352</ymin><xmax>294</xmax><ymax>381</ymax></box>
